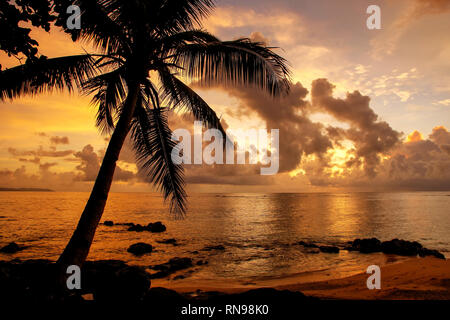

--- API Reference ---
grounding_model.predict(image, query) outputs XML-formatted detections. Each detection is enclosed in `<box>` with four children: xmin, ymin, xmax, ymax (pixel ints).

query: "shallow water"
<box><xmin>0</xmin><ymin>192</ymin><xmax>449</xmax><ymax>285</ymax></box>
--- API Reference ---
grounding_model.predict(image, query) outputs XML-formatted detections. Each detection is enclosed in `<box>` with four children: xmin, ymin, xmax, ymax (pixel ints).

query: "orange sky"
<box><xmin>1</xmin><ymin>0</ymin><xmax>449</xmax><ymax>192</ymax></box>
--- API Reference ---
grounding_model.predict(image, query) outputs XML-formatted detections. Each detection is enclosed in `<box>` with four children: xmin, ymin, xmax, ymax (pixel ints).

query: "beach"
<box><xmin>152</xmin><ymin>257</ymin><xmax>449</xmax><ymax>300</ymax></box>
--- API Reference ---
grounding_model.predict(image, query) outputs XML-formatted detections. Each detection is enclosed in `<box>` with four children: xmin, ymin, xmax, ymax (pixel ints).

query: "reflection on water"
<box><xmin>0</xmin><ymin>192</ymin><xmax>449</xmax><ymax>285</ymax></box>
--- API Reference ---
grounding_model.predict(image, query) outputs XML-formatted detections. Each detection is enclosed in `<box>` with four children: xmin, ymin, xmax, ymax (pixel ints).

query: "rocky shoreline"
<box><xmin>0</xmin><ymin>258</ymin><xmax>316</xmax><ymax>309</ymax></box>
<box><xmin>295</xmin><ymin>237</ymin><xmax>445</xmax><ymax>259</ymax></box>
<box><xmin>1</xmin><ymin>220</ymin><xmax>447</xmax><ymax>304</ymax></box>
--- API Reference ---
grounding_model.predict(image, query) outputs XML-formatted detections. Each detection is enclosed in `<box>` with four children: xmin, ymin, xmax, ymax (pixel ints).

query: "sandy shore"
<box><xmin>156</xmin><ymin>257</ymin><xmax>450</xmax><ymax>300</ymax></box>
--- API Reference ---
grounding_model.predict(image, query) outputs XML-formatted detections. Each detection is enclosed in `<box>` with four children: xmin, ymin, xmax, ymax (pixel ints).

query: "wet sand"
<box><xmin>154</xmin><ymin>257</ymin><xmax>450</xmax><ymax>300</ymax></box>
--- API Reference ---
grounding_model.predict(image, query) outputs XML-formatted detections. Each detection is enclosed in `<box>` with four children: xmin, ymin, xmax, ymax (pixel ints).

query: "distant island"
<box><xmin>0</xmin><ymin>187</ymin><xmax>54</xmax><ymax>192</ymax></box>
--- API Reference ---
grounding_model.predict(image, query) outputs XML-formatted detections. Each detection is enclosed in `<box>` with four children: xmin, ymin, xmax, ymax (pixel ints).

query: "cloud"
<box><xmin>195</xmin><ymin>81</ymin><xmax>333</xmax><ymax>173</ymax></box>
<box><xmin>406</xmin><ymin>130</ymin><xmax>424</xmax><ymax>142</ymax></box>
<box><xmin>49</xmin><ymin>136</ymin><xmax>70</xmax><ymax>145</ymax></box>
<box><xmin>164</xmin><ymin>111</ymin><xmax>275</xmax><ymax>185</ymax></box>
<box><xmin>249</xmin><ymin>31</ymin><xmax>270</xmax><ymax>45</ymax></box>
<box><xmin>188</xmin><ymin>73</ymin><xmax>450</xmax><ymax>190</ymax></box>
<box><xmin>371</xmin><ymin>0</ymin><xmax>450</xmax><ymax>58</ymax></box>
<box><xmin>1</xmin><ymin>143</ymin><xmax>136</xmax><ymax>190</ymax></box>
<box><xmin>74</xmin><ymin>144</ymin><xmax>135</xmax><ymax>182</ymax></box>
<box><xmin>204</xmin><ymin>6</ymin><xmax>305</xmax><ymax>46</ymax></box>
<box><xmin>311</xmin><ymin>78</ymin><xmax>402</xmax><ymax>177</ymax></box>
<box><xmin>8</xmin><ymin>146</ymin><xmax>74</xmax><ymax>158</ymax></box>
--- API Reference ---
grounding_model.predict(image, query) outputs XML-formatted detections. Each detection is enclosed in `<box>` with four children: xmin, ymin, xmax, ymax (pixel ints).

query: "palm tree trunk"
<box><xmin>57</xmin><ymin>81</ymin><xmax>140</xmax><ymax>273</ymax></box>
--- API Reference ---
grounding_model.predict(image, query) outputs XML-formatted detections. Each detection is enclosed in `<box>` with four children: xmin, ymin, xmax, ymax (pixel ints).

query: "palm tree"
<box><xmin>0</xmin><ymin>0</ymin><xmax>290</xmax><ymax>278</ymax></box>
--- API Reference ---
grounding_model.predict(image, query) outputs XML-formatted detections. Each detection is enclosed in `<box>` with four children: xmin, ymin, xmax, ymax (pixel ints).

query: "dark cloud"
<box><xmin>220</xmin><ymin>82</ymin><xmax>332</xmax><ymax>173</ymax></box>
<box><xmin>39</xmin><ymin>162</ymin><xmax>57</xmax><ymax>172</ymax></box>
<box><xmin>165</xmin><ymin>111</ymin><xmax>277</xmax><ymax>185</ymax></box>
<box><xmin>74</xmin><ymin>144</ymin><xmax>135</xmax><ymax>182</ymax></box>
<box><xmin>8</xmin><ymin>146</ymin><xmax>74</xmax><ymax>158</ymax></box>
<box><xmin>311</xmin><ymin>78</ymin><xmax>401</xmax><ymax>177</ymax></box>
<box><xmin>50</xmin><ymin>136</ymin><xmax>70</xmax><ymax>145</ymax></box>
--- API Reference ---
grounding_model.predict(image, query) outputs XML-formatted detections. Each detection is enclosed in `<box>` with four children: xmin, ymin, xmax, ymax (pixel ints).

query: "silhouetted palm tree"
<box><xmin>0</xmin><ymin>0</ymin><xmax>290</xmax><ymax>275</ymax></box>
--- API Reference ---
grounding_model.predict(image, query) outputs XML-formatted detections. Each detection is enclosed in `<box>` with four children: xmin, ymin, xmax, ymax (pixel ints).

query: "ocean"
<box><xmin>1</xmin><ymin>191</ymin><xmax>449</xmax><ymax>287</ymax></box>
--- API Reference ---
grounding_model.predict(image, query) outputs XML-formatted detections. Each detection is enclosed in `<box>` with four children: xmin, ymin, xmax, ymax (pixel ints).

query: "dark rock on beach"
<box><xmin>349</xmin><ymin>238</ymin><xmax>382</xmax><ymax>253</ymax></box>
<box><xmin>0</xmin><ymin>242</ymin><xmax>27</xmax><ymax>254</ymax></box>
<box><xmin>381</xmin><ymin>239</ymin><xmax>422</xmax><ymax>256</ymax></box>
<box><xmin>147</xmin><ymin>221</ymin><xmax>166</xmax><ymax>233</ymax></box>
<box><xmin>344</xmin><ymin>238</ymin><xmax>445</xmax><ymax>259</ymax></box>
<box><xmin>103</xmin><ymin>220</ymin><xmax>114</xmax><ymax>226</ymax></box>
<box><xmin>418</xmin><ymin>248</ymin><xmax>445</xmax><ymax>259</ymax></box>
<box><xmin>128</xmin><ymin>224</ymin><xmax>146</xmax><ymax>232</ymax></box>
<box><xmin>297</xmin><ymin>241</ymin><xmax>319</xmax><ymax>248</ymax></box>
<box><xmin>319</xmin><ymin>245</ymin><xmax>339</xmax><ymax>253</ymax></box>
<box><xmin>126</xmin><ymin>221</ymin><xmax>167</xmax><ymax>233</ymax></box>
<box><xmin>149</xmin><ymin>257</ymin><xmax>193</xmax><ymax>279</ymax></box>
<box><xmin>127</xmin><ymin>243</ymin><xmax>153</xmax><ymax>256</ymax></box>
<box><xmin>90</xmin><ymin>266</ymin><xmax>150</xmax><ymax>302</ymax></box>
<box><xmin>0</xmin><ymin>259</ymin><xmax>319</xmax><ymax>308</ymax></box>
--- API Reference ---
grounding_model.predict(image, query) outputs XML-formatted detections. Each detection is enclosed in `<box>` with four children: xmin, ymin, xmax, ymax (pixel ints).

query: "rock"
<box><xmin>381</xmin><ymin>239</ymin><xmax>422</xmax><ymax>256</ymax></box>
<box><xmin>202</xmin><ymin>245</ymin><xmax>225</xmax><ymax>251</ymax></box>
<box><xmin>114</xmin><ymin>266</ymin><xmax>151</xmax><ymax>301</ymax></box>
<box><xmin>165</xmin><ymin>257</ymin><xmax>193</xmax><ymax>271</ymax></box>
<box><xmin>319</xmin><ymin>245</ymin><xmax>339</xmax><ymax>253</ymax></box>
<box><xmin>149</xmin><ymin>257</ymin><xmax>193</xmax><ymax>279</ymax></box>
<box><xmin>0</xmin><ymin>259</ymin><xmax>72</xmax><ymax>302</ymax></box>
<box><xmin>103</xmin><ymin>220</ymin><xmax>114</xmax><ymax>226</ymax></box>
<box><xmin>127</xmin><ymin>243</ymin><xmax>153</xmax><ymax>256</ymax></box>
<box><xmin>351</xmin><ymin>238</ymin><xmax>382</xmax><ymax>253</ymax></box>
<box><xmin>147</xmin><ymin>222</ymin><xmax>166</xmax><ymax>233</ymax></box>
<box><xmin>128</xmin><ymin>224</ymin><xmax>146</xmax><ymax>232</ymax></box>
<box><xmin>126</xmin><ymin>222</ymin><xmax>167</xmax><ymax>233</ymax></box>
<box><xmin>196</xmin><ymin>260</ymin><xmax>208</xmax><ymax>266</ymax></box>
<box><xmin>418</xmin><ymin>248</ymin><xmax>445</xmax><ymax>260</ymax></box>
<box><xmin>0</xmin><ymin>242</ymin><xmax>26</xmax><ymax>254</ymax></box>
<box><xmin>143</xmin><ymin>287</ymin><xmax>186</xmax><ymax>317</ymax></box>
<box><xmin>88</xmin><ymin>264</ymin><xmax>151</xmax><ymax>302</ymax></box>
<box><xmin>156</xmin><ymin>238</ymin><xmax>177</xmax><ymax>245</ymax></box>
<box><xmin>297</xmin><ymin>241</ymin><xmax>319</xmax><ymax>248</ymax></box>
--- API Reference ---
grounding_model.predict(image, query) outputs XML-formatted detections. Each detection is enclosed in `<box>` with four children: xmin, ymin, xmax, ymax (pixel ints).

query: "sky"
<box><xmin>0</xmin><ymin>0</ymin><xmax>449</xmax><ymax>192</ymax></box>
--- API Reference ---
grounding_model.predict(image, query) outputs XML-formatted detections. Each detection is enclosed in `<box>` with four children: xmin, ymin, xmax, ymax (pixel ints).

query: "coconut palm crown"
<box><xmin>0</xmin><ymin>0</ymin><xmax>291</xmax><ymax>269</ymax></box>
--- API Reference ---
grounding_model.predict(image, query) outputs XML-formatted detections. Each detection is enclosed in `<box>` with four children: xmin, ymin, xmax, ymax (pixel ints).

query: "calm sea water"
<box><xmin>0</xmin><ymin>192</ymin><xmax>449</xmax><ymax>286</ymax></box>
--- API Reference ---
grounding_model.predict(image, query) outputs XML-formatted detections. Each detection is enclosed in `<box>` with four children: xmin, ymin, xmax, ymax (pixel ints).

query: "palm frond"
<box><xmin>160</xmin><ymin>29</ymin><xmax>220</xmax><ymax>55</ymax></box>
<box><xmin>83</xmin><ymin>67</ymin><xmax>127</xmax><ymax>134</ymax></box>
<box><xmin>131</xmin><ymin>100</ymin><xmax>187</xmax><ymax>216</ymax></box>
<box><xmin>152</xmin><ymin>0</ymin><xmax>216</xmax><ymax>34</ymax></box>
<box><xmin>0</xmin><ymin>55</ymin><xmax>96</xmax><ymax>100</ymax></box>
<box><xmin>174</xmin><ymin>38</ymin><xmax>291</xmax><ymax>96</ymax></box>
<box><xmin>158</xmin><ymin>68</ymin><xmax>226</xmax><ymax>138</ymax></box>
<box><xmin>57</xmin><ymin>0</ymin><xmax>130</xmax><ymax>55</ymax></box>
